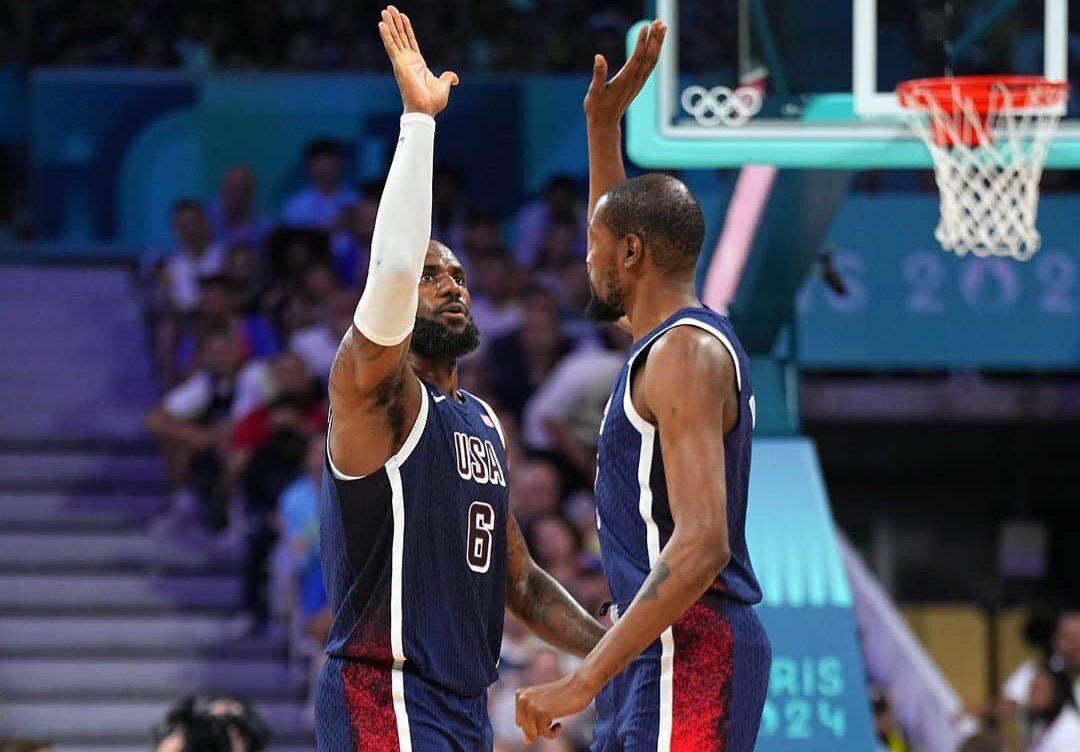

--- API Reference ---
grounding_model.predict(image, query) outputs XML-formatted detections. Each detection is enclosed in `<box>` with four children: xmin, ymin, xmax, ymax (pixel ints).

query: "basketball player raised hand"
<box><xmin>316</xmin><ymin>7</ymin><xmax>605</xmax><ymax>751</ymax></box>
<box><xmin>516</xmin><ymin>20</ymin><xmax>772</xmax><ymax>751</ymax></box>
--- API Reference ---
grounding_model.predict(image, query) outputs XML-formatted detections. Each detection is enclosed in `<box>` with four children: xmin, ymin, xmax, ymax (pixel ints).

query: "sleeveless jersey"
<box><xmin>595</xmin><ymin>307</ymin><xmax>762</xmax><ymax>612</ymax></box>
<box><xmin>319</xmin><ymin>379</ymin><xmax>509</xmax><ymax>697</ymax></box>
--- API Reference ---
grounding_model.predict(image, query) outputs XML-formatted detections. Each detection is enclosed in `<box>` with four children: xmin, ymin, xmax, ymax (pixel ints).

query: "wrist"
<box><xmin>585</xmin><ymin>116</ymin><xmax>621</xmax><ymax>133</ymax></box>
<box><xmin>401</xmin><ymin>111</ymin><xmax>437</xmax><ymax>128</ymax></box>
<box><xmin>571</xmin><ymin>663</ymin><xmax>604</xmax><ymax>698</ymax></box>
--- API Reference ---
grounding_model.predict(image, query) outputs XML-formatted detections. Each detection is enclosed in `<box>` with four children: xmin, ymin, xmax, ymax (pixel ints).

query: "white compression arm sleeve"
<box><xmin>352</xmin><ymin>112</ymin><xmax>436</xmax><ymax>345</ymax></box>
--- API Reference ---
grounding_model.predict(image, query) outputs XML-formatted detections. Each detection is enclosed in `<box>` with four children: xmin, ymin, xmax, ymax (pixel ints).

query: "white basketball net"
<box><xmin>900</xmin><ymin>80</ymin><xmax>1065</xmax><ymax>261</ymax></box>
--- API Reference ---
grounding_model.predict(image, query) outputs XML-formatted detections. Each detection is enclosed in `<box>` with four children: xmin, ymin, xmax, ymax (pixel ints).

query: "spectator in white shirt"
<box><xmin>522</xmin><ymin>325</ymin><xmax>628</xmax><ymax>481</ymax></box>
<box><xmin>160</xmin><ymin>199</ymin><xmax>226</xmax><ymax>314</ymax></box>
<box><xmin>281</xmin><ymin>138</ymin><xmax>357</xmax><ymax>230</ymax></box>
<box><xmin>1025</xmin><ymin>663</ymin><xmax>1080</xmax><ymax>752</ymax></box>
<box><xmin>289</xmin><ymin>288</ymin><xmax>357</xmax><ymax>383</ymax></box>
<box><xmin>147</xmin><ymin>327</ymin><xmax>264</xmax><ymax>534</ymax></box>
<box><xmin>1004</xmin><ymin>611</ymin><xmax>1080</xmax><ymax>715</ymax></box>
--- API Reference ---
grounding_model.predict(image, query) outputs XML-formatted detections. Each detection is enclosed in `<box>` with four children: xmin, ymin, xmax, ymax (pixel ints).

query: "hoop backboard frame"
<box><xmin>630</xmin><ymin>0</ymin><xmax>1080</xmax><ymax>169</ymax></box>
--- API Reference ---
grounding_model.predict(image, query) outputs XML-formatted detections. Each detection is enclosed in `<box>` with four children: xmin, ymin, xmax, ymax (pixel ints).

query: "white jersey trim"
<box><xmin>387</xmin><ymin>462</ymin><xmax>413</xmax><ymax>751</ymax></box>
<box><xmin>327</xmin><ymin>379</ymin><xmax>430</xmax><ymax>481</ymax></box>
<box><xmin>622</xmin><ymin>316</ymin><xmax>745</xmax><ymax>431</ymax></box>
<box><xmin>622</xmin><ymin>382</ymin><xmax>674</xmax><ymax>751</ymax></box>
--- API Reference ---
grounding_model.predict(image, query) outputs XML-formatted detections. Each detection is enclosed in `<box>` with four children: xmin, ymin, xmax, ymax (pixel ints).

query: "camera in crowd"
<box><xmin>151</xmin><ymin>695</ymin><xmax>270</xmax><ymax>752</ymax></box>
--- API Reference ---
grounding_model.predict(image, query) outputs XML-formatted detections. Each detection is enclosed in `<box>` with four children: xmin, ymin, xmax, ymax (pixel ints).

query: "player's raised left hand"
<box><xmin>515</xmin><ymin>671</ymin><xmax>596</xmax><ymax>743</ymax></box>
<box><xmin>583</xmin><ymin>19</ymin><xmax>666</xmax><ymax>126</ymax></box>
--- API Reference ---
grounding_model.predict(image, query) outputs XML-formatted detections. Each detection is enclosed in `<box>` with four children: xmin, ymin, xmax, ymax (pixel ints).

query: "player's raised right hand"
<box><xmin>584</xmin><ymin>19</ymin><xmax>666</xmax><ymax>125</ymax></box>
<box><xmin>378</xmin><ymin>5</ymin><xmax>459</xmax><ymax>117</ymax></box>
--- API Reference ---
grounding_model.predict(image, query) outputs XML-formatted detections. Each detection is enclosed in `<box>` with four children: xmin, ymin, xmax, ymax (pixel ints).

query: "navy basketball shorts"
<box><xmin>315</xmin><ymin>655</ymin><xmax>493</xmax><ymax>751</ymax></box>
<box><xmin>592</xmin><ymin>599</ymin><xmax>772</xmax><ymax>752</ymax></box>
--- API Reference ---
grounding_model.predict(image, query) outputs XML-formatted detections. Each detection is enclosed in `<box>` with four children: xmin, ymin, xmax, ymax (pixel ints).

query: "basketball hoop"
<box><xmin>897</xmin><ymin>75</ymin><xmax>1069</xmax><ymax>261</ymax></box>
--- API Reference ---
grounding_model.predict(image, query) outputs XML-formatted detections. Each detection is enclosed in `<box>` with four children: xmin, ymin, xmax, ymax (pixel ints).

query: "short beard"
<box><xmin>584</xmin><ymin>269</ymin><xmax>626</xmax><ymax>322</ymax></box>
<box><xmin>410</xmin><ymin>315</ymin><xmax>481</xmax><ymax>360</ymax></box>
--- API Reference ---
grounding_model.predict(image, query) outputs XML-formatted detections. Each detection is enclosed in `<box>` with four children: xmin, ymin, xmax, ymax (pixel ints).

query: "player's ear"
<box><xmin>623</xmin><ymin>232</ymin><xmax>644</xmax><ymax>269</ymax></box>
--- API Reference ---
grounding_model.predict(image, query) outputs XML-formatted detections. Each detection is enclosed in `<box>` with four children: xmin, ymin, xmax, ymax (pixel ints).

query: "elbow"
<box><xmin>685</xmin><ymin>529</ymin><xmax>731</xmax><ymax>575</ymax></box>
<box><xmin>710</xmin><ymin>543</ymin><xmax>732</xmax><ymax>572</ymax></box>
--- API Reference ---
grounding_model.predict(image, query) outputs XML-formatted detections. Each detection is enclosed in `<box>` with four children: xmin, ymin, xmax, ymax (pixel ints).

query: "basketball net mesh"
<box><xmin>899</xmin><ymin>80</ymin><xmax>1065</xmax><ymax>261</ymax></box>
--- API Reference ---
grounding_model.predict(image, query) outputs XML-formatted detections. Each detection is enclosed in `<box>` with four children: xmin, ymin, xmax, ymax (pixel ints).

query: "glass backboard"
<box><xmin>628</xmin><ymin>0</ymin><xmax>1080</xmax><ymax>168</ymax></box>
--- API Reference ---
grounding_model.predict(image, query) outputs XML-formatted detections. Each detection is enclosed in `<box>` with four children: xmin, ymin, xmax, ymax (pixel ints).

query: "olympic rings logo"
<box><xmin>681</xmin><ymin>85</ymin><xmax>763</xmax><ymax>127</ymax></box>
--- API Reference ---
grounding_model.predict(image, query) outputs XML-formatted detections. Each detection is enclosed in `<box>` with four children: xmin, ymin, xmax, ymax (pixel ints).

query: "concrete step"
<box><xmin>0</xmin><ymin>531</ymin><xmax>232</xmax><ymax>572</ymax></box>
<box><xmin>0</xmin><ymin>451</ymin><xmax>164</xmax><ymax>487</ymax></box>
<box><xmin>0</xmin><ymin>491</ymin><xmax>165</xmax><ymax>529</ymax></box>
<box><xmin>0</xmin><ymin>266</ymin><xmax>137</xmax><ymax>303</ymax></box>
<box><xmin>0</xmin><ymin>573</ymin><xmax>243</xmax><ymax>612</ymax></box>
<box><xmin>0</xmin><ymin>657</ymin><xmax>303</xmax><ymax>700</ymax></box>
<box><xmin>0</xmin><ymin>615</ymin><xmax>284</xmax><ymax>657</ymax></box>
<box><xmin>1</xmin><ymin>700</ymin><xmax>313</xmax><ymax>744</ymax></box>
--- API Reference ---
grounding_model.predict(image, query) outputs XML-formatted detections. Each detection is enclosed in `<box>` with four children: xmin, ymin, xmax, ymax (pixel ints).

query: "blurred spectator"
<box><xmin>433</xmin><ymin>164</ymin><xmax>469</xmax><ymax>252</ymax></box>
<box><xmin>223</xmin><ymin>244</ymin><xmax>267</xmax><ymax>314</ymax></box>
<box><xmin>147</xmin><ymin>328</ymin><xmax>263</xmax><ymax>533</ymax></box>
<box><xmin>151</xmin><ymin>695</ymin><xmax>270</xmax><ymax>752</ymax></box>
<box><xmin>282</xmin><ymin>138</ymin><xmax>357</xmax><ymax>231</ymax></box>
<box><xmin>276</xmin><ymin>434</ymin><xmax>330</xmax><ymax>646</ymax></box>
<box><xmin>525</xmin><ymin>514</ymin><xmax>580</xmax><ymax>584</ymax></box>
<box><xmin>1024</xmin><ymin>662</ymin><xmax>1080</xmax><ymax>751</ymax></box>
<box><xmin>263</xmin><ymin>227</ymin><xmax>334</xmax><ymax>332</ymax></box>
<box><xmin>470</xmin><ymin>251</ymin><xmax>525</xmax><ymax>342</ymax></box>
<box><xmin>229</xmin><ymin>352</ymin><xmax>324</xmax><ymax>457</ymax></box>
<box><xmin>289</xmin><ymin>288</ymin><xmax>356</xmax><ymax>383</ymax></box>
<box><xmin>269</xmin><ymin>260</ymin><xmax>344</xmax><ymax>345</ymax></box>
<box><xmin>534</xmin><ymin>219</ymin><xmax>592</xmax><ymax>319</ymax></box>
<box><xmin>871</xmin><ymin>686</ymin><xmax>910</xmax><ymax>752</ymax></box>
<box><xmin>460</xmin><ymin>208</ymin><xmax>505</xmax><ymax>260</ymax></box>
<box><xmin>1003</xmin><ymin>610</ymin><xmax>1080</xmax><ymax>715</ymax></box>
<box><xmin>958</xmin><ymin>729</ymin><xmax>1005</xmax><ymax>752</ymax></box>
<box><xmin>205</xmin><ymin>165</ymin><xmax>271</xmax><ymax>248</ymax></box>
<box><xmin>0</xmin><ymin>740</ymin><xmax>51</xmax><ymax>752</ymax></box>
<box><xmin>174</xmin><ymin>274</ymin><xmax>279</xmax><ymax>376</ymax></box>
<box><xmin>513</xmin><ymin>175</ymin><xmax>586</xmax><ymax>269</ymax></box>
<box><xmin>487</xmin><ymin>288</ymin><xmax>574</xmax><ymax>420</ymax></box>
<box><xmin>159</xmin><ymin>199</ymin><xmax>226</xmax><ymax>315</ymax></box>
<box><xmin>329</xmin><ymin>181</ymin><xmax>380</xmax><ymax>286</ymax></box>
<box><xmin>523</xmin><ymin>324</ymin><xmax>628</xmax><ymax>482</ymax></box>
<box><xmin>236</xmin><ymin>413</ymin><xmax>310</xmax><ymax>632</ymax></box>
<box><xmin>510</xmin><ymin>459</ymin><xmax>563</xmax><ymax>525</ymax></box>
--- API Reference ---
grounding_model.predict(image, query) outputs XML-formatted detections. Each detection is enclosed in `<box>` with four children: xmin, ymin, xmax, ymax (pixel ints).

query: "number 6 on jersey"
<box><xmin>467</xmin><ymin>501</ymin><xmax>496</xmax><ymax>573</ymax></box>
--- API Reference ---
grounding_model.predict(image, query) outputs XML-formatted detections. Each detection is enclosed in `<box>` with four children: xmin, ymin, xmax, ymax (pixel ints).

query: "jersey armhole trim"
<box><xmin>621</xmin><ymin>318</ymin><xmax>743</xmax><ymax>434</ymax></box>
<box><xmin>326</xmin><ymin>379</ymin><xmax>430</xmax><ymax>480</ymax></box>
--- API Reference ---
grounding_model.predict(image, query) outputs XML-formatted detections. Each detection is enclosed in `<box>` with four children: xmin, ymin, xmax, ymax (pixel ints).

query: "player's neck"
<box><xmin>626</xmin><ymin>278</ymin><xmax>700</xmax><ymax>343</ymax></box>
<box><xmin>411</xmin><ymin>356</ymin><xmax>460</xmax><ymax>399</ymax></box>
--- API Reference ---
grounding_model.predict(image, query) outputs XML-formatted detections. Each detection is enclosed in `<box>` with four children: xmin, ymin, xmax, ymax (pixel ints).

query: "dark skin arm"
<box><xmin>584</xmin><ymin>20</ymin><xmax>667</xmax><ymax>221</ymax></box>
<box><xmin>505</xmin><ymin>515</ymin><xmax>607</xmax><ymax>659</ymax></box>
<box><xmin>146</xmin><ymin>406</ymin><xmax>215</xmax><ymax>450</ymax></box>
<box><xmin>516</xmin><ymin>329</ymin><xmax>737</xmax><ymax>742</ymax></box>
<box><xmin>328</xmin><ymin>6</ymin><xmax>456</xmax><ymax>477</ymax></box>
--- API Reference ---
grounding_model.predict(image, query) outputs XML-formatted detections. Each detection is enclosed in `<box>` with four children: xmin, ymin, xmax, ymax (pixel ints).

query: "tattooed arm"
<box><xmin>515</xmin><ymin>328</ymin><xmax>736</xmax><ymax>742</ymax></box>
<box><xmin>505</xmin><ymin>515</ymin><xmax>606</xmax><ymax>658</ymax></box>
<box><xmin>328</xmin><ymin>7</ymin><xmax>459</xmax><ymax>478</ymax></box>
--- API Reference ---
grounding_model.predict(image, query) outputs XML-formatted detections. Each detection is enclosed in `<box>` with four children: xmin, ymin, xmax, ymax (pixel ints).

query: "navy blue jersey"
<box><xmin>592</xmin><ymin>307</ymin><xmax>769</xmax><ymax>752</ymax></box>
<box><xmin>318</xmin><ymin>378</ymin><xmax>509</xmax><ymax>699</ymax></box>
<box><xmin>595</xmin><ymin>307</ymin><xmax>761</xmax><ymax>612</ymax></box>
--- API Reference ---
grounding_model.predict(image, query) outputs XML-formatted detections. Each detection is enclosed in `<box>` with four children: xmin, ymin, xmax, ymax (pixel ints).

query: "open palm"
<box><xmin>379</xmin><ymin>6</ymin><xmax>458</xmax><ymax>117</ymax></box>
